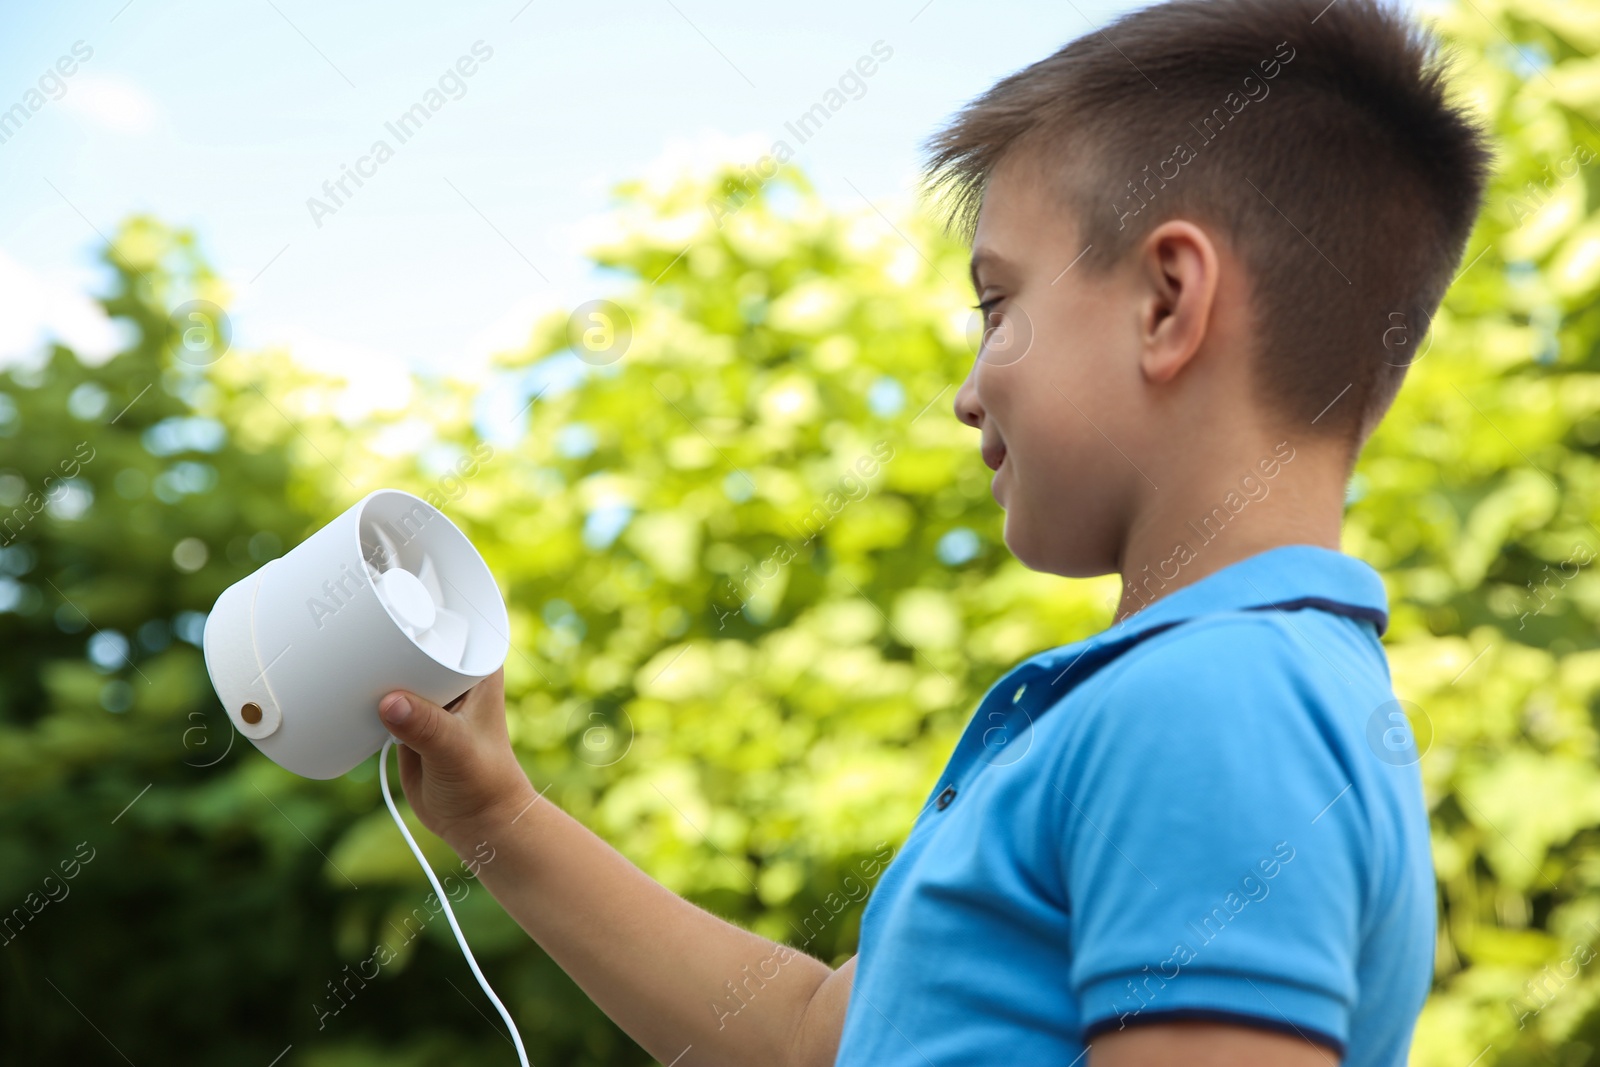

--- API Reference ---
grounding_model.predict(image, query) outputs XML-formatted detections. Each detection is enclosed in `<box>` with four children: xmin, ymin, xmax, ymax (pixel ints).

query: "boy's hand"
<box><xmin>378</xmin><ymin>667</ymin><xmax>537</xmax><ymax>848</ymax></box>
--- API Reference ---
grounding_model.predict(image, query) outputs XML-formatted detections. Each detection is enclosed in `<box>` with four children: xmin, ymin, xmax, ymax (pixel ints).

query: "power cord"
<box><xmin>380</xmin><ymin>737</ymin><xmax>531</xmax><ymax>1067</ymax></box>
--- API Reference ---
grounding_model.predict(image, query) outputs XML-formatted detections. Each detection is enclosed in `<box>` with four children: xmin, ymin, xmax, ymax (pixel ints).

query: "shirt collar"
<box><xmin>1030</xmin><ymin>543</ymin><xmax>1389</xmax><ymax>677</ymax></box>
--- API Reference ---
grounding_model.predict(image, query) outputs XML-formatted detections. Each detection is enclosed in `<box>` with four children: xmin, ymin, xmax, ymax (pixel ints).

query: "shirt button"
<box><xmin>935</xmin><ymin>785</ymin><xmax>958</xmax><ymax>810</ymax></box>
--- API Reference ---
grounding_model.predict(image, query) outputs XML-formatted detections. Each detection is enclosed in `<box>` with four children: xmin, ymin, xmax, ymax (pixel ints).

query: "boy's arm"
<box><xmin>377</xmin><ymin>670</ymin><xmax>853</xmax><ymax>1067</ymax></box>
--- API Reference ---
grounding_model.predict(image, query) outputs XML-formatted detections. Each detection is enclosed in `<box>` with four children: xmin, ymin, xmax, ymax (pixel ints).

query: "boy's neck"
<box><xmin>1111</xmin><ymin>442</ymin><xmax>1349</xmax><ymax>624</ymax></box>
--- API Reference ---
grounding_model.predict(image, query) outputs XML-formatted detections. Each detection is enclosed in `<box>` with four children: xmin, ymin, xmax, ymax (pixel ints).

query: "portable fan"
<box><xmin>201</xmin><ymin>488</ymin><xmax>531</xmax><ymax>1065</ymax></box>
<box><xmin>202</xmin><ymin>488</ymin><xmax>509</xmax><ymax>779</ymax></box>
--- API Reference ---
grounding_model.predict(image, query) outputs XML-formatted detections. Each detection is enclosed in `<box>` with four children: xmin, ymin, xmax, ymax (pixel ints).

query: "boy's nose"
<box><xmin>953</xmin><ymin>367</ymin><xmax>984</xmax><ymax>429</ymax></box>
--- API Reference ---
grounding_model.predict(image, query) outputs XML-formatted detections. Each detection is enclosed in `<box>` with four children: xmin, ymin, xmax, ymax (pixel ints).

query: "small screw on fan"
<box><xmin>241</xmin><ymin>702</ymin><xmax>263</xmax><ymax>725</ymax></box>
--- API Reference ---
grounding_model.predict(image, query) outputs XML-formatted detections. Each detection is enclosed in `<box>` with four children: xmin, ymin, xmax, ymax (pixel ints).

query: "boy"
<box><xmin>376</xmin><ymin>0</ymin><xmax>1491</xmax><ymax>1062</ymax></box>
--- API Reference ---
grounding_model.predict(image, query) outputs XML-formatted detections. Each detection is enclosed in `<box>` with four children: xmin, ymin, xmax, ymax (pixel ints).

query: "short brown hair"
<box><xmin>920</xmin><ymin>0</ymin><xmax>1493</xmax><ymax>450</ymax></box>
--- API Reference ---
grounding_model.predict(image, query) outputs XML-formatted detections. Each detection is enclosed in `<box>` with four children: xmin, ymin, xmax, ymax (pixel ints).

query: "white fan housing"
<box><xmin>202</xmin><ymin>489</ymin><xmax>509</xmax><ymax>779</ymax></box>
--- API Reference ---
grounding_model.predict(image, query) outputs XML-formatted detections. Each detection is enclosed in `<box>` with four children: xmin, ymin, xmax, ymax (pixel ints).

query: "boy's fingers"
<box><xmin>379</xmin><ymin>691</ymin><xmax>460</xmax><ymax>761</ymax></box>
<box><xmin>394</xmin><ymin>739</ymin><xmax>423</xmax><ymax>792</ymax></box>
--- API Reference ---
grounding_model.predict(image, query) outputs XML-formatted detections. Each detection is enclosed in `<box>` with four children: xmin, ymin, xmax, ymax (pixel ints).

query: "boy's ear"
<box><xmin>1136</xmin><ymin>220</ymin><xmax>1220</xmax><ymax>385</ymax></box>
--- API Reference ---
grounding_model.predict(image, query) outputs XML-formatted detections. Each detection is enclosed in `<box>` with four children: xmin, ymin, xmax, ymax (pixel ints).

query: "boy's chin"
<box><xmin>1001</xmin><ymin>512</ymin><xmax>1051</xmax><ymax>573</ymax></box>
<box><xmin>1004</xmin><ymin>513</ymin><xmax>1115</xmax><ymax>579</ymax></box>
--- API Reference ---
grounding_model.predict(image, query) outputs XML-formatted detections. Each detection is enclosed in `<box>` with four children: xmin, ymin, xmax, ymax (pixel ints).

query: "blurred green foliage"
<box><xmin>3</xmin><ymin>1</ymin><xmax>1600</xmax><ymax>1063</ymax></box>
<box><xmin>1360</xmin><ymin>3</ymin><xmax>1600</xmax><ymax>1064</ymax></box>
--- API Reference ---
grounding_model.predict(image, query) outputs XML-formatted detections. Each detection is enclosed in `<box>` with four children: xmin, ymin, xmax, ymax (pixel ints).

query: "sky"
<box><xmin>0</xmin><ymin>0</ymin><xmax>1429</xmax><ymax>411</ymax></box>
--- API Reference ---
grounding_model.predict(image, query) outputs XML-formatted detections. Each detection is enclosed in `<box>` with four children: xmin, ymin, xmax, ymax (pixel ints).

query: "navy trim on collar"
<box><xmin>1245</xmin><ymin>595</ymin><xmax>1389</xmax><ymax>634</ymax></box>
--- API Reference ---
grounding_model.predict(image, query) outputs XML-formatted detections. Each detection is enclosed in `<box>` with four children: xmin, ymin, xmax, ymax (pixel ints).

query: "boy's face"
<box><xmin>953</xmin><ymin>151</ymin><xmax>1148</xmax><ymax>579</ymax></box>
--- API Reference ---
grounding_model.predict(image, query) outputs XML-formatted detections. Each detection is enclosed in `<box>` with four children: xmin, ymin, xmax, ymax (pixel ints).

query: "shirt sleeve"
<box><xmin>1057</xmin><ymin>615</ymin><xmax>1367</xmax><ymax>1056</ymax></box>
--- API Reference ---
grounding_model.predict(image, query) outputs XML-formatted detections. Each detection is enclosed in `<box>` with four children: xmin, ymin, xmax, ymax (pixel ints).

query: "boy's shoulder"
<box><xmin>1017</xmin><ymin>543</ymin><xmax>1391</xmax><ymax>718</ymax></box>
<box><xmin>931</xmin><ymin>544</ymin><xmax>1399</xmax><ymax>812</ymax></box>
<box><xmin>1070</xmin><ymin>600</ymin><xmax>1391</xmax><ymax>734</ymax></box>
<box><xmin>1039</xmin><ymin>604</ymin><xmax>1399</xmax><ymax>817</ymax></box>
<box><xmin>981</xmin><ymin>545</ymin><xmax>1405</xmax><ymax>812</ymax></box>
<box><xmin>998</xmin><ymin>548</ymin><xmax>1429</xmax><ymax>916</ymax></box>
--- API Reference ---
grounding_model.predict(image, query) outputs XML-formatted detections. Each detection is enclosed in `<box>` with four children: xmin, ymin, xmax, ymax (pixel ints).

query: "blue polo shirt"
<box><xmin>833</xmin><ymin>544</ymin><xmax>1433</xmax><ymax>1066</ymax></box>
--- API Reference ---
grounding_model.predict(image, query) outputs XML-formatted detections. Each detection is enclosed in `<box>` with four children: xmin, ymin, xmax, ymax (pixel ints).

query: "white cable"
<box><xmin>380</xmin><ymin>737</ymin><xmax>531</xmax><ymax>1067</ymax></box>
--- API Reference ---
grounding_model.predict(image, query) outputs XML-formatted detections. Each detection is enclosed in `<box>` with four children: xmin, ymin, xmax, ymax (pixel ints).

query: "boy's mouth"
<box><xmin>982</xmin><ymin>442</ymin><xmax>1007</xmax><ymax>472</ymax></box>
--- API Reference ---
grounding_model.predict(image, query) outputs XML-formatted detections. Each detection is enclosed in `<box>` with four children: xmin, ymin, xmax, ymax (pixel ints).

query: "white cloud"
<box><xmin>257</xmin><ymin>324</ymin><xmax>415</xmax><ymax>421</ymax></box>
<box><xmin>561</xmin><ymin>130</ymin><xmax>772</xmax><ymax>268</ymax></box>
<box><xmin>60</xmin><ymin>77</ymin><xmax>157</xmax><ymax>135</ymax></box>
<box><xmin>427</xmin><ymin>287</ymin><xmax>571</xmax><ymax>379</ymax></box>
<box><xmin>635</xmin><ymin>129</ymin><xmax>774</xmax><ymax>193</ymax></box>
<box><xmin>0</xmin><ymin>250</ymin><xmax>124</xmax><ymax>368</ymax></box>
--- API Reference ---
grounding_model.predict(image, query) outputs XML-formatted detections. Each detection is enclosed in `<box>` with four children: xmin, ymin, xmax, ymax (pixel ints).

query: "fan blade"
<box><xmin>361</xmin><ymin>539</ymin><xmax>383</xmax><ymax>583</ymax></box>
<box><xmin>415</xmin><ymin>607</ymin><xmax>470</xmax><ymax>669</ymax></box>
<box><xmin>363</xmin><ymin>522</ymin><xmax>402</xmax><ymax>580</ymax></box>
<box><xmin>415</xmin><ymin>550</ymin><xmax>445</xmax><ymax>607</ymax></box>
<box><xmin>374</xmin><ymin>524</ymin><xmax>402</xmax><ymax>571</ymax></box>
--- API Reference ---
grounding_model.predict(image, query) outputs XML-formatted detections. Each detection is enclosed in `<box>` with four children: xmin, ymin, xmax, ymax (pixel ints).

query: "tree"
<box><xmin>1360</xmin><ymin>3</ymin><xmax>1600</xmax><ymax>1063</ymax></box>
